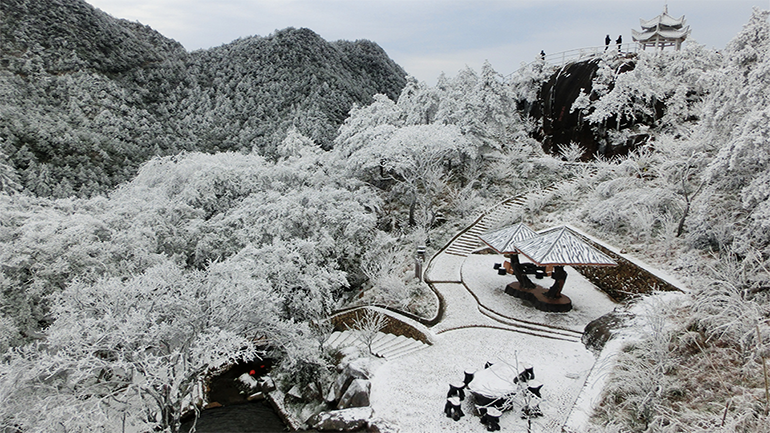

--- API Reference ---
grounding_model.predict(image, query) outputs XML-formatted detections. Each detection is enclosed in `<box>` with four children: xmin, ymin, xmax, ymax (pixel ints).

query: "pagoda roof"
<box><xmin>632</xmin><ymin>26</ymin><xmax>690</xmax><ymax>42</ymax></box>
<box><xmin>640</xmin><ymin>9</ymin><xmax>686</xmax><ymax>30</ymax></box>
<box><xmin>478</xmin><ymin>223</ymin><xmax>538</xmax><ymax>255</ymax></box>
<box><xmin>512</xmin><ymin>226</ymin><xmax>617</xmax><ymax>267</ymax></box>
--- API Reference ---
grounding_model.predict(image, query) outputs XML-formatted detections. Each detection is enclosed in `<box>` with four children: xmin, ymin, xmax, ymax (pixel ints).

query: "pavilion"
<box><xmin>632</xmin><ymin>6</ymin><xmax>690</xmax><ymax>51</ymax></box>
<box><xmin>479</xmin><ymin>225</ymin><xmax>617</xmax><ymax>312</ymax></box>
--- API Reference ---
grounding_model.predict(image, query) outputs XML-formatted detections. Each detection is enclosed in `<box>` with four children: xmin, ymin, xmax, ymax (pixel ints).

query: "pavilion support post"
<box><xmin>546</xmin><ymin>266</ymin><xmax>567</xmax><ymax>298</ymax></box>
<box><xmin>509</xmin><ymin>254</ymin><xmax>535</xmax><ymax>289</ymax></box>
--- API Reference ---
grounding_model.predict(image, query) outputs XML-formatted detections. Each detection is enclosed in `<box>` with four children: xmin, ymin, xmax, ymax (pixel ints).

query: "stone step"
<box><xmin>323</xmin><ymin>331</ymin><xmax>345</xmax><ymax>348</ymax></box>
<box><xmin>452</xmin><ymin>240</ymin><xmax>480</xmax><ymax>249</ymax></box>
<box><xmin>373</xmin><ymin>335</ymin><xmax>411</xmax><ymax>355</ymax></box>
<box><xmin>369</xmin><ymin>333</ymin><xmax>399</xmax><ymax>352</ymax></box>
<box><xmin>325</xmin><ymin>330</ymin><xmax>358</xmax><ymax>349</ymax></box>
<box><xmin>448</xmin><ymin>241</ymin><xmax>475</xmax><ymax>249</ymax></box>
<box><xmin>445</xmin><ymin>248</ymin><xmax>473</xmax><ymax>256</ymax></box>
<box><xmin>383</xmin><ymin>340</ymin><xmax>428</xmax><ymax>360</ymax></box>
<box><xmin>447</xmin><ymin>242</ymin><xmax>476</xmax><ymax>250</ymax></box>
<box><xmin>325</xmin><ymin>330</ymin><xmax>428</xmax><ymax>360</ymax></box>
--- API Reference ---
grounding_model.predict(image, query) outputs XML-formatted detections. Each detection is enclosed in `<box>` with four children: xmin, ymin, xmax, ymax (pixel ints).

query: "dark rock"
<box><xmin>583</xmin><ymin>310</ymin><xmax>630</xmax><ymax>353</ymax></box>
<box><xmin>260</xmin><ymin>376</ymin><xmax>276</xmax><ymax>393</ymax></box>
<box><xmin>330</xmin><ymin>358</ymin><xmax>372</xmax><ymax>404</ymax></box>
<box><xmin>537</xmin><ymin>57</ymin><xmax>651</xmax><ymax>160</ymax></box>
<box><xmin>307</xmin><ymin>407</ymin><xmax>373</xmax><ymax>431</ymax></box>
<box><xmin>287</xmin><ymin>384</ymin><xmax>304</xmax><ymax>401</ymax></box>
<box><xmin>337</xmin><ymin>379</ymin><xmax>371</xmax><ymax>409</ymax></box>
<box><xmin>246</xmin><ymin>391</ymin><xmax>264</xmax><ymax>401</ymax></box>
<box><xmin>303</xmin><ymin>382</ymin><xmax>322</xmax><ymax>402</ymax></box>
<box><xmin>285</xmin><ymin>381</ymin><xmax>321</xmax><ymax>403</ymax></box>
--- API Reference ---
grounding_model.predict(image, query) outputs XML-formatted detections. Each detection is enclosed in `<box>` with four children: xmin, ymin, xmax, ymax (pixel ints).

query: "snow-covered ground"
<box><xmin>425</xmin><ymin>252</ymin><xmax>466</xmax><ymax>283</ymax></box>
<box><xmin>370</xmin><ymin>327</ymin><xmax>595</xmax><ymax>432</ymax></box>
<box><xmin>563</xmin><ymin>291</ymin><xmax>689</xmax><ymax>432</ymax></box>
<box><xmin>370</xmin><ymin>248</ymin><xmax>623</xmax><ymax>432</ymax></box>
<box><xmin>461</xmin><ymin>253</ymin><xmax>618</xmax><ymax>332</ymax></box>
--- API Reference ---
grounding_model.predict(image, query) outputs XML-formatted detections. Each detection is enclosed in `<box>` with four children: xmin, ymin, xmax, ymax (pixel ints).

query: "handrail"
<box><xmin>506</xmin><ymin>42</ymin><xmax>640</xmax><ymax>80</ymax></box>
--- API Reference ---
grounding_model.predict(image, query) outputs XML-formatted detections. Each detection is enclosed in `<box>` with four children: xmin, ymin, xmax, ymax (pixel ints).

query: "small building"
<box><xmin>632</xmin><ymin>6</ymin><xmax>690</xmax><ymax>51</ymax></box>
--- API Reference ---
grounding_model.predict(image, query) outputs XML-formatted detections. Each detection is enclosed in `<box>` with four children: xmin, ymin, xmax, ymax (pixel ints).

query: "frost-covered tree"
<box><xmin>0</xmin><ymin>261</ymin><xmax>270</xmax><ymax>432</ymax></box>
<box><xmin>339</xmin><ymin>123</ymin><xmax>473</xmax><ymax>229</ymax></box>
<box><xmin>571</xmin><ymin>44</ymin><xmax>719</xmax><ymax>142</ymax></box>
<box><xmin>688</xmin><ymin>8</ymin><xmax>770</xmax><ymax>253</ymax></box>
<box><xmin>0</xmin><ymin>147</ymin><xmax>20</xmax><ymax>194</ymax></box>
<box><xmin>434</xmin><ymin>62</ymin><xmax>521</xmax><ymax>150</ymax></box>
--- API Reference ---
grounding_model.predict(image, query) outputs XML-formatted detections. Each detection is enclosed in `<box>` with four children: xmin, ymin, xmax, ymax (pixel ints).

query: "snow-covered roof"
<box><xmin>640</xmin><ymin>12</ymin><xmax>686</xmax><ymax>30</ymax></box>
<box><xmin>513</xmin><ymin>226</ymin><xmax>617</xmax><ymax>267</ymax></box>
<box><xmin>633</xmin><ymin>7</ymin><xmax>689</xmax><ymax>46</ymax></box>
<box><xmin>478</xmin><ymin>223</ymin><xmax>538</xmax><ymax>255</ymax></box>
<box><xmin>632</xmin><ymin>27</ymin><xmax>690</xmax><ymax>43</ymax></box>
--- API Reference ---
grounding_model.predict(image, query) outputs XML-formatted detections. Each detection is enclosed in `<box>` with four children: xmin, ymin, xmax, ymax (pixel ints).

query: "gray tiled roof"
<box><xmin>478</xmin><ymin>223</ymin><xmax>538</xmax><ymax>254</ymax></box>
<box><xmin>514</xmin><ymin>226</ymin><xmax>617</xmax><ymax>266</ymax></box>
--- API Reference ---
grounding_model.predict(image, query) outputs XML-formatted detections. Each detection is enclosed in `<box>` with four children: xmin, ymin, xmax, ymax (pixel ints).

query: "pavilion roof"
<box><xmin>513</xmin><ymin>226</ymin><xmax>617</xmax><ymax>267</ymax></box>
<box><xmin>640</xmin><ymin>10</ymin><xmax>686</xmax><ymax>30</ymax></box>
<box><xmin>632</xmin><ymin>27</ymin><xmax>690</xmax><ymax>42</ymax></box>
<box><xmin>478</xmin><ymin>223</ymin><xmax>538</xmax><ymax>255</ymax></box>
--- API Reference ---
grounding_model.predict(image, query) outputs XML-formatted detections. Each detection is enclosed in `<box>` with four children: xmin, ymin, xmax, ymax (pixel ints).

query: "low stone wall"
<box><xmin>330</xmin><ymin>307</ymin><xmax>432</xmax><ymax>345</ymax></box>
<box><xmin>571</xmin><ymin>232</ymin><xmax>680</xmax><ymax>303</ymax></box>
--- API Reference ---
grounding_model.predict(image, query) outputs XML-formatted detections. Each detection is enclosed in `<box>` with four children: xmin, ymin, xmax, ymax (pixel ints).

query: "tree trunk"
<box><xmin>408</xmin><ymin>196</ymin><xmax>417</xmax><ymax>227</ymax></box>
<box><xmin>677</xmin><ymin>180</ymin><xmax>705</xmax><ymax>238</ymax></box>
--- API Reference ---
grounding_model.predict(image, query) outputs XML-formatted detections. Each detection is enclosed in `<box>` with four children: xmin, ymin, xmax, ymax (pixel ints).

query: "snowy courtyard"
<box><xmin>370</xmin><ymin>327</ymin><xmax>595</xmax><ymax>432</ymax></box>
<box><xmin>370</xmin><ymin>247</ymin><xmax>621</xmax><ymax>432</ymax></box>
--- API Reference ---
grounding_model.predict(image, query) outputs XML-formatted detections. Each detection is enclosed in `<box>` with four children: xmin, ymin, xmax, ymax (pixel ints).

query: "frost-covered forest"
<box><xmin>0</xmin><ymin>0</ymin><xmax>406</xmax><ymax>197</ymax></box>
<box><xmin>2</xmin><ymin>0</ymin><xmax>770</xmax><ymax>431</ymax></box>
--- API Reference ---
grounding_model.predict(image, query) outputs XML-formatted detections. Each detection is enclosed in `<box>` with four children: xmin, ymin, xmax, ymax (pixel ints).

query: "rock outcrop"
<box><xmin>306</xmin><ymin>407</ymin><xmax>374</xmax><ymax>432</ymax></box>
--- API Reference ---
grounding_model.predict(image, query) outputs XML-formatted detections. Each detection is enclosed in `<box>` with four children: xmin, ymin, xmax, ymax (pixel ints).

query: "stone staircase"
<box><xmin>442</xmin><ymin>173</ymin><xmax>594</xmax><ymax>258</ymax></box>
<box><xmin>324</xmin><ymin>330</ymin><xmax>429</xmax><ymax>361</ymax></box>
<box><xmin>444</xmin><ymin>195</ymin><xmax>528</xmax><ymax>257</ymax></box>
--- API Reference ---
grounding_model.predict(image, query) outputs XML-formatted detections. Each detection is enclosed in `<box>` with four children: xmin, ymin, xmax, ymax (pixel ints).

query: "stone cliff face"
<box><xmin>535</xmin><ymin>56</ymin><xmax>655</xmax><ymax>160</ymax></box>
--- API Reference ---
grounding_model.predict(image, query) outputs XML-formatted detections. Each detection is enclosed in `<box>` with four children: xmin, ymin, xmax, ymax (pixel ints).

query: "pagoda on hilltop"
<box><xmin>632</xmin><ymin>5</ymin><xmax>690</xmax><ymax>50</ymax></box>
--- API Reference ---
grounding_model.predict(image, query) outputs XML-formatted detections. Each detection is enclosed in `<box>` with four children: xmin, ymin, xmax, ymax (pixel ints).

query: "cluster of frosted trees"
<box><xmin>0</xmin><ymin>148</ymin><xmax>380</xmax><ymax>431</ymax></box>
<box><xmin>568</xmin><ymin>9</ymin><xmax>770</xmax><ymax>431</ymax></box>
<box><xmin>0</xmin><ymin>54</ymin><xmax>554</xmax><ymax>431</ymax></box>
<box><xmin>2</xmin><ymin>3</ymin><xmax>770</xmax><ymax>431</ymax></box>
<box><xmin>1</xmin><ymin>0</ymin><xmax>407</xmax><ymax>198</ymax></box>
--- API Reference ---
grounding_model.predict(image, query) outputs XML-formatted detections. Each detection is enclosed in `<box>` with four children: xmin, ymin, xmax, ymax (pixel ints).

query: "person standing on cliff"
<box><xmin>616</xmin><ymin>35</ymin><xmax>623</xmax><ymax>52</ymax></box>
<box><xmin>605</xmin><ymin>34</ymin><xmax>611</xmax><ymax>50</ymax></box>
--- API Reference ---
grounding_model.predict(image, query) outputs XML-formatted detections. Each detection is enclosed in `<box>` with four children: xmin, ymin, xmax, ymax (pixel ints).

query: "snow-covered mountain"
<box><xmin>1</xmin><ymin>1</ymin><xmax>769</xmax><ymax>432</ymax></box>
<box><xmin>0</xmin><ymin>0</ymin><xmax>407</xmax><ymax>197</ymax></box>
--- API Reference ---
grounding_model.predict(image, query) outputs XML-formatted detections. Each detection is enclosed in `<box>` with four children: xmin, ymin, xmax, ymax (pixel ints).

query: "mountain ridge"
<box><xmin>0</xmin><ymin>0</ymin><xmax>407</xmax><ymax>196</ymax></box>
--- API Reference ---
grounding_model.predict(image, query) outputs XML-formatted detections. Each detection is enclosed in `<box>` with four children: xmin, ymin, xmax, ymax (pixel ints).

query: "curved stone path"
<box><xmin>424</xmin><ymin>183</ymin><xmax>591</xmax><ymax>343</ymax></box>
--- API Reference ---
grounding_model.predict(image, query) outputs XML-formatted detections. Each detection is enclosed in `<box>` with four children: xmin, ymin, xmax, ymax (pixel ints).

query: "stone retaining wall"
<box><xmin>330</xmin><ymin>307</ymin><xmax>432</xmax><ymax>345</ymax></box>
<box><xmin>571</xmin><ymin>232</ymin><xmax>680</xmax><ymax>303</ymax></box>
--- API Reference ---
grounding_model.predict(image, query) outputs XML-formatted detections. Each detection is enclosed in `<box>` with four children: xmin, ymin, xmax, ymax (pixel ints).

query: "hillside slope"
<box><xmin>0</xmin><ymin>0</ymin><xmax>407</xmax><ymax>197</ymax></box>
<box><xmin>181</xmin><ymin>28</ymin><xmax>406</xmax><ymax>154</ymax></box>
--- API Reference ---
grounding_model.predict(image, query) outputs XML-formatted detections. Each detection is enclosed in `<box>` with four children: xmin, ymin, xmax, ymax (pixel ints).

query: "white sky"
<box><xmin>86</xmin><ymin>0</ymin><xmax>766</xmax><ymax>85</ymax></box>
